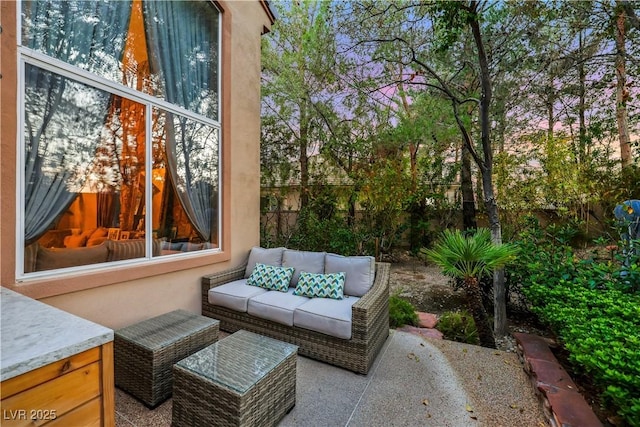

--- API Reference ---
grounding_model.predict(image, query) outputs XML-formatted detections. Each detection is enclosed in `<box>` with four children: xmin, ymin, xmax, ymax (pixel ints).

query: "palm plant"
<box><xmin>423</xmin><ymin>228</ymin><xmax>518</xmax><ymax>348</ymax></box>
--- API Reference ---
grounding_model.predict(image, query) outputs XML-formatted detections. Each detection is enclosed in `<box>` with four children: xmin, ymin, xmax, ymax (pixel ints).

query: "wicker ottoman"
<box><xmin>114</xmin><ymin>309</ymin><xmax>219</xmax><ymax>407</ymax></box>
<box><xmin>172</xmin><ymin>330</ymin><xmax>298</xmax><ymax>427</ymax></box>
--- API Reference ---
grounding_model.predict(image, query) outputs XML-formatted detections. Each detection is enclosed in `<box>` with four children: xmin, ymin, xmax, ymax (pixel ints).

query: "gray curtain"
<box><xmin>144</xmin><ymin>0</ymin><xmax>219</xmax><ymax>242</ymax></box>
<box><xmin>22</xmin><ymin>0</ymin><xmax>131</xmax><ymax>243</ymax></box>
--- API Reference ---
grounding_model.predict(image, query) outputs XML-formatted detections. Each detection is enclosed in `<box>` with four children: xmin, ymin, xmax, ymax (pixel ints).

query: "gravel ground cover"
<box><xmin>428</xmin><ymin>337</ymin><xmax>548</xmax><ymax>427</ymax></box>
<box><xmin>388</xmin><ymin>254</ymin><xmax>550</xmax><ymax>426</ymax></box>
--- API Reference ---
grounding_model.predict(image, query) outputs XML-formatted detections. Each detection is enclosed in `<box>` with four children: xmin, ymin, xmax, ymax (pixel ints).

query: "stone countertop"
<box><xmin>1</xmin><ymin>287</ymin><xmax>113</xmax><ymax>381</ymax></box>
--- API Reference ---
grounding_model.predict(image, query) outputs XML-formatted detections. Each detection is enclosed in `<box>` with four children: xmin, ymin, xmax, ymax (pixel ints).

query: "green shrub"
<box><xmin>268</xmin><ymin>208</ymin><xmax>367</xmax><ymax>255</ymax></box>
<box><xmin>437</xmin><ymin>310</ymin><xmax>480</xmax><ymax>345</ymax></box>
<box><xmin>524</xmin><ymin>281</ymin><xmax>640</xmax><ymax>426</ymax></box>
<box><xmin>389</xmin><ymin>295</ymin><xmax>418</xmax><ymax>328</ymax></box>
<box><xmin>510</xmin><ymin>217</ymin><xmax>640</xmax><ymax>426</ymax></box>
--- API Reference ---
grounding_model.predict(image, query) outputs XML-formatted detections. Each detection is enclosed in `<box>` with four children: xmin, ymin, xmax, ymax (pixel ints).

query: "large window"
<box><xmin>19</xmin><ymin>0</ymin><xmax>221</xmax><ymax>276</ymax></box>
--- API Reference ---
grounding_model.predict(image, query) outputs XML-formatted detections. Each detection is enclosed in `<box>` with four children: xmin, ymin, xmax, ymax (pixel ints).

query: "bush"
<box><xmin>437</xmin><ymin>310</ymin><xmax>479</xmax><ymax>345</ymax></box>
<box><xmin>510</xmin><ymin>217</ymin><xmax>640</xmax><ymax>426</ymax></box>
<box><xmin>524</xmin><ymin>281</ymin><xmax>640</xmax><ymax>426</ymax></box>
<box><xmin>267</xmin><ymin>208</ymin><xmax>367</xmax><ymax>255</ymax></box>
<box><xmin>389</xmin><ymin>295</ymin><xmax>418</xmax><ymax>328</ymax></box>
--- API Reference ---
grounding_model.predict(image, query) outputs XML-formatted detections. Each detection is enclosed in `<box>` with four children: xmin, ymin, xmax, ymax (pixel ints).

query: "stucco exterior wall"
<box><xmin>0</xmin><ymin>1</ymin><xmax>272</xmax><ymax>329</ymax></box>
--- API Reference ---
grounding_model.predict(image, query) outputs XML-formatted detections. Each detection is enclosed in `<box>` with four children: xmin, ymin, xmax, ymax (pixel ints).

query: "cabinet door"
<box><xmin>1</xmin><ymin>362</ymin><xmax>101</xmax><ymax>427</ymax></box>
<box><xmin>1</xmin><ymin>348</ymin><xmax>100</xmax><ymax>400</ymax></box>
<box><xmin>44</xmin><ymin>397</ymin><xmax>102</xmax><ymax>427</ymax></box>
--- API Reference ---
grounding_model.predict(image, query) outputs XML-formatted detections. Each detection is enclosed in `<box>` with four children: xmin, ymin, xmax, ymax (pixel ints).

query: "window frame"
<box><xmin>14</xmin><ymin>0</ymin><xmax>230</xmax><ymax>290</ymax></box>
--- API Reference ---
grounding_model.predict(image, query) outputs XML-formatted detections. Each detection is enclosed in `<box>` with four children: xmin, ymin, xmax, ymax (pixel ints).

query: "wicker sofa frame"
<box><xmin>201</xmin><ymin>261</ymin><xmax>390</xmax><ymax>375</ymax></box>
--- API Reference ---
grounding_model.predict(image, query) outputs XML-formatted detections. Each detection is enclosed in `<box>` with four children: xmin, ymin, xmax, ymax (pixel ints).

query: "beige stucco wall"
<box><xmin>0</xmin><ymin>1</ymin><xmax>273</xmax><ymax>329</ymax></box>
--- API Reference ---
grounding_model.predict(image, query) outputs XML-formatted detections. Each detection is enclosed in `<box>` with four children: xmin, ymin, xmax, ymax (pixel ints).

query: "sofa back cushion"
<box><xmin>36</xmin><ymin>243</ymin><xmax>108</xmax><ymax>271</ymax></box>
<box><xmin>105</xmin><ymin>239</ymin><xmax>162</xmax><ymax>261</ymax></box>
<box><xmin>324</xmin><ymin>253</ymin><xmax>375</xmax><ymax>297</ymax></box>
<box><xmin>106</xmin><ymin>239</ymin><xmax>143</xmax><ymax>261</ymax></box>
<box><xmin>244</xmin><ymin>246</ymin><xmax>286</xmax><ymax>278</ymax></box>
<box><xmin>282</xmin><ymin>249</ymin><xmax>326</xmax><ymax>286</ymax></box>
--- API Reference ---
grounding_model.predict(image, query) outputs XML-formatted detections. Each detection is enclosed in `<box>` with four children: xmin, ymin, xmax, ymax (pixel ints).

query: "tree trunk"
<box><xmin>493</xmin><ymin>267</ymin><xmax>506</xmax><ymax>337</ymax></box>
<box><xmin>347</xmin><ymin>190</ymin><xmax>357</xmax><ymax>228</ymax></box>
<box><xmin>547</xmin><ymin>70</ymin><xmax>554</xmax><ymax>144</ymax></box>
<box><xmin>615</xmin><ymin>2</ymin><xmax>632</xmax><ymax>168</ymax></box>
<box><xmin>578</xmin><ymin>30</ymin><xmax>587</xmax><ymax>165</ymax></box>
<box><xmin>409</xmin><ymin>199</ymin><xmax>427</xmax><ymax>251</ymax></box>
<box><xmin>469</xmin><ymin>2</ymin><xmax>507</xmax><ymax>338</ymax></box>
<box><xmin>461</xmin><ymin>144</ymin><xmax>477</xmax><ymax>231</ymax></box>
<box><xmin>483</xmin><ymin>173</ymin><xmax>507</xmax><ymax>337</ymax></box>
<box><xmin>299</xmin><ymin>101</ymin><xmax>310</xmax><ymax>209</ymax></box>
<box><xmin>464</xmin><ymin>277</ymin><xmax>496</xmax><ymax>348</ymax></box>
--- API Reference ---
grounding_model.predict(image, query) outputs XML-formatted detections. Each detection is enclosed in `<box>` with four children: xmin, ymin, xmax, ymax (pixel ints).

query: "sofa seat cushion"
<box><xmin>293</xmin><ymin>296</ymin><xmax>360</xmax><ymax>340</ymax></box>
<box><xmin>208</xmin><ymin>279</ymin><xmax>269</xmax><ymax>312</ymax></box>
<box><xmin>282</xmin><ymin>249</ymin><xmax>326</xmax><ymax>286</ymax></box>
<box><xmin>325</xmin><ymin>253</ymin><xmax>375</xmax><ymax>297</ymax></box>
<box><xmin>247</xmin><ymin>288</ymin><xmax>310</xmax><ymax>326</ymax></box>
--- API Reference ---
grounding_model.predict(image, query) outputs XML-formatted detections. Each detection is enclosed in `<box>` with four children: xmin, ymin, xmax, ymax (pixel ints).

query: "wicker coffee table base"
<box><xmin>172</xmin><ymin>331</ymin><xmax>297</xmax><ymax>427</ymax></box>
<box><xmin>114</xmin><ymin>310</ymin><xmax>219</xmax><ymax>408</ymax></box>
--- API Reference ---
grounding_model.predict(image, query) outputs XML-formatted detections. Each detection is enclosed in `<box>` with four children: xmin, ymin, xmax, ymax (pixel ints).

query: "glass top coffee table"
<box><xmin>172</xmin><ymin>330</ymin><xmax>298</xmax><ymax>427</ymax></box>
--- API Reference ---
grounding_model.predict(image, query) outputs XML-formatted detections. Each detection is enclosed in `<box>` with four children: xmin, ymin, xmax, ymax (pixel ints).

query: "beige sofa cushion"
<box><xmin>106</xmin><ymin>239</ymin><xmax>145</xmax><ymax>261</ymax></box>
<box><xmin>24</xmin><ymin>243</ymin><xmax>38</xmax><ymax>273</ymax></box>
<box><xmin>87</xmin><ymin>236</ymin><xmax>108</xmax><ymax>246</ymax></box>
<box><xmin>64</xmin><ymin>234</ymin><xmax>88</xmax><ymax>248</ymax></box>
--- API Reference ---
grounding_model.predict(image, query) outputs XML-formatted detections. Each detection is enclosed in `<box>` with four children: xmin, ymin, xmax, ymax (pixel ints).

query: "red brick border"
<box><xmin>513</xmin><ymin>333</ymin><xmax>603</xmax><ymax>427</ymax></box>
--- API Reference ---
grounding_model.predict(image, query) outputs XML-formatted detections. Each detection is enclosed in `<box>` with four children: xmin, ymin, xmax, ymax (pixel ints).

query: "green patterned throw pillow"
<box><xmin>247</xmin><ymin>263</ymin><xmax>294</xmax><ymax>292</ymax></box>
<box><xmin>293</xmin><ymin>271</ymin><xmax>345</xmax><ymax>300</ymax></box>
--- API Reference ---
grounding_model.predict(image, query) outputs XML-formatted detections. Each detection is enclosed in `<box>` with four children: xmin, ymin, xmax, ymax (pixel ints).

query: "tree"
<box><xmin>346</xmin><ymin>0</ymin><xmax>515</xmax><ymax>335</ymax></box>
<box><xmin>424</xmin><ymin>228</ymin><xmax>517</xmax><ymax>348</ymax></box>
<box><xmin>261</xmin><ymin>1</ymin><xmax>339</xmax><ymax>211</ymax></box>
<box><xmin>386</xmin><ymin>90</ymin><xmax>461</xmax><ymax>249</ymax></box>
<box><xmin>615</xmin><ymin>0</ymin><xmax>632</xmax><ymax>168</ymax></box>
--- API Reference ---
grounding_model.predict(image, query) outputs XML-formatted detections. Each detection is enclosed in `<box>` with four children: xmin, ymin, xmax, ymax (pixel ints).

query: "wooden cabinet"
<box><xmin>1</xmin><ymin>343</ymin><xmax>114</xmax><ymax>427</ymax></box>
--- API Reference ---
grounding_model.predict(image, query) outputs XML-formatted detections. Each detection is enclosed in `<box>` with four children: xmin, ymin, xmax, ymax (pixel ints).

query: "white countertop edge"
<box><xmin>1</xmin><ymin>331</ymin><xmax>114</xmax><ymax>381</ymax></box>
<box><xmin>1</xmin><ymin>287</ymin><xmax>114</xmax><ymax>382</ymax></box>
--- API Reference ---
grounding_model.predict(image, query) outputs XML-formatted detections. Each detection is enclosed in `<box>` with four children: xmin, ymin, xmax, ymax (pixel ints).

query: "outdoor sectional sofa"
<box><xmin>201</xmin><ymin>247</ymin><xmax>390</xmax><ymax>374</ymax></box>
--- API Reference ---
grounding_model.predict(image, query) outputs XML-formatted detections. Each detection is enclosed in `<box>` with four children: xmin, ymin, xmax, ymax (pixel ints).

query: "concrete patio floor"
<box><xmin>115</xmin><ymin>329</ymin><xmax>546</xmax><ymax>427</ymax></box>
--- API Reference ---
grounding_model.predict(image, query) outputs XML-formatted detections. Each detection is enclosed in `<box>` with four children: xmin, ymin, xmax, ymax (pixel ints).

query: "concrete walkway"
<box><xmin>280</xmin><ymin>330</ymin><xmax>476</xmax><ymax>427</ymax></box>
<box><xmin>115</xmin><ymin>329</ymin><xmax>546</xmax><ymax>427</ymax></box>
